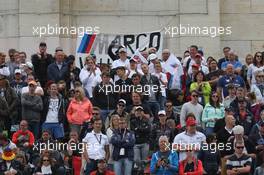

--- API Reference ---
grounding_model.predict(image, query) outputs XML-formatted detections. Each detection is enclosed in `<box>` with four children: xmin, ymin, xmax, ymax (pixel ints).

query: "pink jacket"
<box><xmin>67</xmin><ymin>98</ymin><xmax>93</xmax><ymax>125</ymax></box>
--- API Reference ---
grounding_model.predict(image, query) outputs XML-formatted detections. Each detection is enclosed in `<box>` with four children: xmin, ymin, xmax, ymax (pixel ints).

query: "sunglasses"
<box><xmin>212</xmin><ymin>95</ymin><xmax>218</xmax><ymax>98</ymax></box>
<box><xmin>192</xmin><ymin>95</ymin><xmax>198</xmax><ymax>97</ymax></box>
<box><xmin>236</xmin><ymin>146</ymin><xmax>244</xmax><ymax>149</ymax></box>
<box><xmin>43</xmin><ymin>159</ymin><xmax>49</xmax><ymax>162</ymax></box>
<box><xmin>256</xmin><ymin>55</ymin><xmax>262</xmax><ymax>58</ymax></box>
<box><xmin>185</xmin><ymin>150</ymin><xmax>192</xmax><ymax>152</ymax></box>
<box><xmin>75</xmin><ymin>90</ymin><xmax>80</xmax><ymax>93</ymax></box>
<box><xmin>93</xmin><ymin>113</ymin><xmax>99</xmax><ymax>115</ymax></box>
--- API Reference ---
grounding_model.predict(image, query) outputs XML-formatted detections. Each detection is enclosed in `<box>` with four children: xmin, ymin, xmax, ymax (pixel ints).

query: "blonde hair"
<box><xmin>85</xmin><ymin>55</ymin><xmax>95</xmax><ymax>64</ymax></box>
<box><xmin>109</xmin><ymin>114</ymin><xmax>120</xmax><ymax>129</ymax></box>
<box><xmin>75</xmin><ymin>86</ymin><xmax>86</xmax><ymax>101</ymax></box>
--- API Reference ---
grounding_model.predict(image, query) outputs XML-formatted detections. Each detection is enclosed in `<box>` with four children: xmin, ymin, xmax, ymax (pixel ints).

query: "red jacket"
<box><xmin>67</xmin><ymin>97</ymin><xmax>93</xmax><ymax>125</ymax></box>
<box><xmin>12</xmin><ymin>130</ymin><xmax>35</xmax><ymax>146</ymax></box>
<box><xmin>179</xmin><ymin>157</ymin><xmax>203</xmax><ymax>175</ymax></box>
<box><xmin>90</xmin><ymin>170</ymin><xmax>115</xmax><ymax>175</ymax></box>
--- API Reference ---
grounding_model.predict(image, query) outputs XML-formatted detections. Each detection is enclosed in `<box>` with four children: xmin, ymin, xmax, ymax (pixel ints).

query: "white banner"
<box><xmin>76</xmin><ymin>31</ymin><xmax>163</xmax><ymax>68</ymax></box>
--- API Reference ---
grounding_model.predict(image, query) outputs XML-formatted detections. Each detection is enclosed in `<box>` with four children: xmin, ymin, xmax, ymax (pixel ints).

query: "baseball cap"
<box><xmin>14</xmin><ymin>69</ymin><xmax>22</xmax><ymax>74</ymax></box>
<box><xmin>135</xmin><ymin>106</ymin><xmax>144</xmax><ymax>111</ymax></box>
<box><xmin>186</xmin><ymin>118</ymin><xmax>196</xmax><ymax>127</ymax></box>
<box><xmin>192</xmin><ymin>64</ymin><xmax>200</xmax><ymax>69</ymax></box>
<box><xmin>28</xmin><ymin>80</ymin><xmax>37</xmax><ymax>86</ymax></box>
<box><xmin>158</xmin><ymin>110</ymin><xmax>166</xmax><ymax>116</ymax></box>
<box><xmin>55</xmin><ymin>46</ymin><xmax>63</xmax><ymax>52</ymax></box>
<box><xmin>118</xmin><ymin>99</ymin><xmax>126</xmax><ymax>105</ymax></box>
<box><xmin>195</xmin><ymin>53</ymin><xmax>202</xmax><ymax>58</ymax></box>
<box><xmin>148</xmin><ymin>53</ymin><xmax>158</xmax><ymax>61</ymax></box>
<box><xmin>39</xmin><ymin>42</ymin><xmax>47</xmax><ymax>47</ymax></box>
<box><xmin>119</xmin><ymin>47</ymin><xmax>127</xmax><ymax>53</ymax></box>
<box><xmin>232</xmin><ymin>125</ymin><xmax>244</xmax><ymax>135</ymax></box>
<box><xmin>26</xmin><ymin>62</ymin><xmax>34</xmax><ymax>69</ymax></box>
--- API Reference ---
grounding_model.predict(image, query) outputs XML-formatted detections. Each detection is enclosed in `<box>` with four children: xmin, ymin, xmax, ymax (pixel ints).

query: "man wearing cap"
<box><xmin>21</xmin><ymin>80</ymin><xmax>43</xmax><ymax>138</ymax></box>
<box><xmin>148</xmin><ymin>53</ymin><xmax>159</xmax><ymax>74</ymax></box>
<box><xmin>112</xmin><ymin>47</ymin><xmax>130</xmax><ymax>81</ymax></box>
<box><xmin>47</xmin><ymin>49</ymin><xmax>69</xmax><ymax>87</ymax></box>
<box><xmin>90</xmin><ymin>159</ymin><xmax>115</xmax><ymax>175</ymax></box>
<box><xmin>183</xmin><ymin>45</ymin><xmax>207</xmax><ymax>71</ymax></box>
<box><xmin>187</xmin><ymin>53</ymin><xmax>209</xmax><ymax>76</ymax></box>
<box><xmin>21</xmin><ymin>74</ymin><xmax>44</xmax><ymax>96</ymax></box>
<box><xmin>0</xmin><ymin>75</ymin><xmax>18</xmax><ymax>135</ymax></box>
<box><xmin>10</xmin><ymin>69</ymin><xmax>27</xmax><ymax>96</ymax></box>
<box><xmin>151</xmin><ymin>110</ymin><xmax>174</xmax><ymax>151</ymax></box>
<box><xmin>105</xmin><ymin>99</ymin><xmax>129</xmax><ymax>129</ymax></box>
<box><xmin>130</xmin><ymin>106</ymin><xmax>151</xmax><ymax>167</ymax></box>
<box><xmin>0</xmin><ymin>52</ymin><xmax>10</xmax><ymax>78</ymax></box>
<box><xmin>31</xmin><ymin>42</ymin><xmax>53</xmax><ymax>87</ymax></box>
<box><xmin>127</xmin><ymin>58</ymin><xmax>143</xmax><ymax>78</ymax></box>
<box><xmin>173</xmin><ymin>116</ymin><xmax>206</xmax><ymax>161</ymax></box>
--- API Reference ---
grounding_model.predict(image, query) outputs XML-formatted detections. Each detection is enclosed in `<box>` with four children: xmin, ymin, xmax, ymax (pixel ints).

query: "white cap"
<box><xmin>14</xmin><ymin>69</ymin><xmax>22</xmax><ymax>74</ymax></box>
<box><xmin>148</xmin><ymin>53</ymin><xmax>158</xmax><ymax>61</ymax></box>
<box><xmin>118</xmin><ymin>99</ymin><xmax>126</xmax><ymax>105</ymax></box>
<box><xmin>158</xmin><ymin>110</ymin><xmax>166</xmax><ymax>116</ymax></box>
<box><xmin>26</xmin><ymin>62</ymin><xmax>33</xmax><ymax>69</ymax></box>
<box><xmin>232</xmin><ymin>125</ymin><xmax>244</xmax><ymax>135</ymax></box>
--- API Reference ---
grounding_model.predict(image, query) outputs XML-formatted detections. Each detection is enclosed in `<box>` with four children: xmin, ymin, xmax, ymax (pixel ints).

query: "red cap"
<box><xmin>186</xmin><ymin>118</ymin><xmax>196</xmax><ymax>126</ymax></box>
<box><xmin>192</xmin><ymin>64</ymin><xmax>200</xmax><ymax>69</ymax></box>
<box><xmin>195</xmin><ymin>53</ymin><xmax>202</xmax><ymax>58</ymax></box>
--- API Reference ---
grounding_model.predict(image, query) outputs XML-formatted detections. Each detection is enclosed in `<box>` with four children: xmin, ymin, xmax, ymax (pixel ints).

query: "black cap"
<box><xmin>39</xmin><ymin>42</ymin><xmax>47</xmax><ymax>47</ymax></box>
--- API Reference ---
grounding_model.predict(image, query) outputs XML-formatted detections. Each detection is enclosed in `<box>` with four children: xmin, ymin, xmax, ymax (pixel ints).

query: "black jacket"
<box><xmin>41</xmin><ymin>94</ymin><xmax>68</xmax><ymax>124</ymax></box>
<box><xmin>0</xmin><ymin>160</ymin><xmax>23</xmax><ymax>175</ymax></box>
<box><xmin>140</xmin><ymin>74</ymin><xmax>161</xmax><ymax>101</ymax></box>
<box><xmin>92</xmin><ymin>82</ymin><xmax>118</xmax><ymax>110</ymax></box>
<box><xmin>130</xmin><ymin>116</ymin><xmax>151</xmax><ymax>144</ymax></box>
<box><xmin>31</xmin><ymin>53</ymin><xmax>53</xmax><ymax>87</ymax></box>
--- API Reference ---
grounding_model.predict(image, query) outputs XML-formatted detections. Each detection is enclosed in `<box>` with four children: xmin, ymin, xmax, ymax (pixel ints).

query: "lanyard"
<box><xmin>94</xmin><ymin>134</ymin><xmax>102</xmax><ymax>144</ymax></box>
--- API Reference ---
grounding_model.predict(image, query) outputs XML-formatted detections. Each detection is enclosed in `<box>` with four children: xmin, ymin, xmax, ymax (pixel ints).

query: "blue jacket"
<box><xmin>110</xmin><ymin>129</ymin><xmax>135</xmax><ymax>161</ymax></box>
<box><xmin>47</xmin><ymin>62</ymin><xmax>69</xmax><ymax>83</ymax></box>
<box><xmin>150</xmin><ymin>150</ymin><xmax>179</xmax><ymax>175</ymax></box>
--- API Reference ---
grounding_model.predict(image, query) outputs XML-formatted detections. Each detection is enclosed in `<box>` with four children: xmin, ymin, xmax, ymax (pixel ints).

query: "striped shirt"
<box><xmin>226</xmin><ymin>153</ymin><xmax>252</xmax><ymax>175</ymax></box>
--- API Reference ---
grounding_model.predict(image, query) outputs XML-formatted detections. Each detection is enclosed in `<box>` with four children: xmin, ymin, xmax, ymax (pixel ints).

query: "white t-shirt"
<box><xmin>45</xmin><ymin>98</ymin><xmax>59</xmax><ymax>123</ymax></box>
<box><xmin>82</xmin><ymin>130</ymin><xmax>109</xmax><ymax>160</ymax></box>
<box><xmin>79</xmin><ymin>67</ymin><xmax>101</xmax><ymax>98</ymax></box>
<box><xmin>173</xmin><ymin>131</ymin><xmax>206</xmax><ymax>161</ymax></box>
<box><xmin>152</xmin><ymin>72</ymin><xmax>167</xmax><ymax>97</ymax></box>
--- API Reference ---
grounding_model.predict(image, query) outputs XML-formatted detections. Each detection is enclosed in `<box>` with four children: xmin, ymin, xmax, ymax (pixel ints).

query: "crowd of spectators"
<box><xmin>0</xmin><ymin>42</ymin><xmax>264</xmax><ymax>175</ymax></box>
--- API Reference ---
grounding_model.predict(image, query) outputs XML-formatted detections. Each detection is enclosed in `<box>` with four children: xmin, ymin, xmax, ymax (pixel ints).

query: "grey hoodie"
<box><xmin>21</xmin><ymin>93</ymin><xmax>43</xmax><ymax>122</ymax></box>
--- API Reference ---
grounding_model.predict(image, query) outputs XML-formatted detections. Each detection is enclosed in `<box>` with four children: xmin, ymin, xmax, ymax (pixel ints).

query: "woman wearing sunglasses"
<box><xmin>202</xmin><ymin>91</ymin><xmax>225</xmax><ymax>136</ymax></box>
<box><xmin>34</xmin><ymin>155</ymin><xmax>56</xmax><ymax>175</ymax></box>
